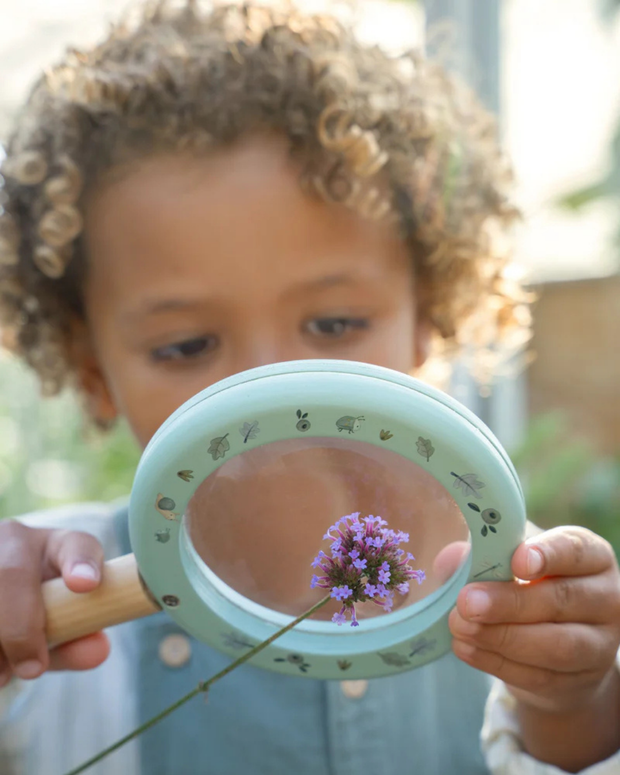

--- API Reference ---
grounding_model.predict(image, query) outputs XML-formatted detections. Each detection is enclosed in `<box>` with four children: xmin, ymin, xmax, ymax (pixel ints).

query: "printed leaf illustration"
<box><xmin>378</xmin><ymin>652</ymin><xmax>411</xmax><ymax>668</ymax></box>
<box><xmin>221</xmin><ymin>632</ymin><xmax>255</xmax><ymax>650</ymax></box>
<box><xmin>489</xmin><ymin>525</ymin><xmax>497</xmax><ymax>534</ymax></box>
<box><xmin>296</xmin><ymin>410</ymin><xmax>308</xmax><ymax>419</ymax></box>
<box><xmin>208</xmin><ymin>433</ymin><xmax>230</xmax><ymax>461</ymax></box>
<box><xmin>380</xmin><ymin>430</ymin><xmax>393</xmax><ymax>441</ymax></box>
<box><xmin>409</xmin><ymin>637</ymin><xmax>437</xmax><ymax>658</ymax></box>
<box><xmin>481</xmin><ymin>525</ymin><xmax>488</xmax><ymax>537</ymax></box>
<box><xmin>467</xmin><ymin>502</ymin><xmax>481</xmax><ymax>513</ymax></box>
<box><xmin>416</xmin><ymin>437</ymin><xmax>435</xmax><ymax>462</ymax></box>
<box><xmin>177</xmin><ymin>470</ymin><xmax>194</xmax><ymax>482</ymax></box>
<box><xmin>239</xmin><ymin>421</ymin><xmax>260</xmax><ymax>443</ymax></box>
<box><xmin>450</xmin><ymin>471</ymin><xmax>486</xmax><ymax>499</ymax></box>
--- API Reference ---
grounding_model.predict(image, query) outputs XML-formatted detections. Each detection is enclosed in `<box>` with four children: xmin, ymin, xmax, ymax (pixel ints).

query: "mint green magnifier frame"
<box><xmin>130</xmin><ymin>360</ymin><xmax>526</xmax><ymax>680</ymax></box>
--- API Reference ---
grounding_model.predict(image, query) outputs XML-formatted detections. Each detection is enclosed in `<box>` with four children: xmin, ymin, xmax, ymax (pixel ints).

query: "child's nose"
<box><xmin>233</xmin><ymin>336</ymin><xmax>294</xmax><ymax>374</ymax></box>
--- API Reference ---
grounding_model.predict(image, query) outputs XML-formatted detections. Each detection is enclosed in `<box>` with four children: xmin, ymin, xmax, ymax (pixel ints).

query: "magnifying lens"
<box><xmin>42</xmin><ymin>360</ymin><xmax>526</xmax><ymax>680</ymax></box>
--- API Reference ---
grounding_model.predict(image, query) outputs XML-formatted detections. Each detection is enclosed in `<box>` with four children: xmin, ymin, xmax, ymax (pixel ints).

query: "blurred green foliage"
<box><xmin>0</xmin><ymin>351</ymin><xmax>139</xmax><ymax>520</ymax></box>
<box><xmin>510</xmin><ymin>412</ymin><xmax>620</xmax><ymax>555</ymax></box>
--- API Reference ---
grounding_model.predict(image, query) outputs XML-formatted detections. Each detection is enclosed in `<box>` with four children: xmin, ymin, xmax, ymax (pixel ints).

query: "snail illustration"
<box><xmin>296</xmin><ymin>410</ymin><xmax>311</xmax><ymax>431</ymax></box>
<box><xmin>155</xmin><ymin>494</ymin><xmax>180</xmax><ymax>521</ymax></box>
<box><xmin>336</xmin><ymin>415</ymin><xmax>365</xmax><ymax>434</ymax></box>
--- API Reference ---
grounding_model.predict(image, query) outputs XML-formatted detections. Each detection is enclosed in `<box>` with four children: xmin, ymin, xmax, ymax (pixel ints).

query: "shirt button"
<box><xmin>159</xmin><ymin>634</ymin><xmax>192</xmax><ymax>668</ymax></box>
<box><xmin>340</xmin><ymin>680</ymin><xmax>368</xmax><ymax>699</ymax></box>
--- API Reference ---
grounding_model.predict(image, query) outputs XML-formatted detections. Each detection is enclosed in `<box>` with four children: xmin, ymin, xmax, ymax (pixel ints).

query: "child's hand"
<box><xmin>449</xmin><ymin>526</ymin><xmax>620</xmax><ymax>712</ymax></box>
<box><xmin>0</xmin><ymin>521</ymin><xmax>110</xmax><ymax>686</ymax></box>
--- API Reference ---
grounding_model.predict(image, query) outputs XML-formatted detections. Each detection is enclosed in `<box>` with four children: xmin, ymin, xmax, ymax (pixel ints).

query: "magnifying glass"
<box><xmin>42</xmin><ymin>360</ymin><xmax>526</xmax><ymax>679</ymax></box>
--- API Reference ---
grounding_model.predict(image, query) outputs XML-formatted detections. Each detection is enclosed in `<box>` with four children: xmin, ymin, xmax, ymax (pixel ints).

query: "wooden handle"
<box><xmin>42</xmin><ymin>553</ymin><xmax>161</xmax><ymax>647</ymax></box>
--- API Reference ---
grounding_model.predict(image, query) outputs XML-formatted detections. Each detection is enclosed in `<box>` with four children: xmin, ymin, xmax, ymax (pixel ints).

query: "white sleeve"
<box><xmin>482</xmin><ymin>651</ymin><xmax>620</xmax><ymax>775</ymax></box>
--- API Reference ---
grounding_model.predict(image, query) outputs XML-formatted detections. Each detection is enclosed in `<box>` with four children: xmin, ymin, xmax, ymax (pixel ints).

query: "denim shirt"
<box><xmin>2</xmin><ymin>503</ymin><xmax>494</xmax><ymax>775</ymax></box>
<box><xmin>118</xmin><ymin>506</ymin><xmax>494</xmax><ymax>775</ymax></box>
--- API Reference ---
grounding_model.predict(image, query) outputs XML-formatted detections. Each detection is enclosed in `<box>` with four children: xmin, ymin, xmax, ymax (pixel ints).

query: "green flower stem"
<box><xmin>64</xmin><ymin>594</ymin><xmax>331</xmax><ymax>775</ymax></box>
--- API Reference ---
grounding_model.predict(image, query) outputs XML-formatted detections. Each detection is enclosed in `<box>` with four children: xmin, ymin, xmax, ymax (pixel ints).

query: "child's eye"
<box><xmin>305</xmin><ymin>317</ymin><xmax>369</xmax><ymax>338</ymax></box>
<box><xmin>150</xmin><ymin>335</ymin><xmax>218</xmax><ymax>362</ymax></box>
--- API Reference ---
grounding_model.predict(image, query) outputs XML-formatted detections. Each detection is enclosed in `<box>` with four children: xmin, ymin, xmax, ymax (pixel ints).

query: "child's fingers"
<box><xmin>456</xmin><ymin>574</ymin><xmax>616</xmax><ymax>625</ymax></box>
<box><xmin>0</xmin><ymin>650</ymin><xmax>10</xmax><ymax>688</ymax></box>
<box><xmin>451</xmin><ymin>638</ymin><xmax>600</xmax><ymax>698</ymax></box>
<box><xmin>48</xmin><ymin>632</ymin><xmax>110</xmax><ymax>672</ymax></box>
<box><xmin>449</xmin><ymin>609</ymin><xmax>616</xmax><ymax>673</ymax></box>
<box><xmin>44</xmin><ymin>529</ymin><xmax>104</xmax><ymax>592</ymax></box>
<box><xmin>511</xmin><ymin>526</ymin><xmax>617</xmax><ymax>582</ymax></box>
<box><xmin>0</xmin><ymin>522</ymin><xmax>50</xmax><ymax>679</ymax></box>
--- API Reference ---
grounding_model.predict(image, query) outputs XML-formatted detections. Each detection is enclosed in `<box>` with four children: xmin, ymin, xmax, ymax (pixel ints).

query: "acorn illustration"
<box><xmin>481</xmin><ymin>508</ymin><xmax>501</xmax><ymax>525</ymax></box>
<box><xmin>296</xmin><ymin>410</ymin><xmax>311</xmax><ymax>432</ymax></box>
<box><xmin>155</xmin><ymin>494</ymin><xmax>180</xmax><ymax>521</ymax></box>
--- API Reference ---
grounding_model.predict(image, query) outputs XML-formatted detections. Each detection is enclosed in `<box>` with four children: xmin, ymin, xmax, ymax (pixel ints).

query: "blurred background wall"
<box><xmin>0</xmin><ymin>0</ymin><xmax>618</xmax><ymax>549</ymax></box>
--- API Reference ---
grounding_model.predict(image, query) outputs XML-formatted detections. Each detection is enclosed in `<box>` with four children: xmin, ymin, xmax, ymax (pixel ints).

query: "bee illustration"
<box><xmin>336</xmin><ymin>415</ymin><xmax>365</xmax><ymax>434</ymax></box>
<box><xmin>337</xmin><ymin>659</ymin><xmax>352</xmax><ymax>671</ymax></box>
<box><xmin>155</xmin><ymin>494</ymin><xmax>180</xmax><ymax>521</ymax></box>
<box><xmin>379</xmin><ymin>430</ymin><xmax>393</xmax><ymax>441</ymax></box>
<box><xmin>296</xmin><ymin>410</ymin><xmax>311</xmax><ymax>432</ymax></box>
<box><xmin>177</xmin><ymin>470</ymin><xmax>194</xmax><ymax>482</ymax></box>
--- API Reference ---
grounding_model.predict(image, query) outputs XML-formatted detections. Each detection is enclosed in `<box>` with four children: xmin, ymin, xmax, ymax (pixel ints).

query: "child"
<box><xmin>1</xmin><ymin>2</ymin><xmax>619</xmax><ymax>774</ymax></box>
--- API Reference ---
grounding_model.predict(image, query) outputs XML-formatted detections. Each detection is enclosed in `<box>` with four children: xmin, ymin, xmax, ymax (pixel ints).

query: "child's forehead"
<box><xmin>83</xmin><ymin>136</ymin><xmax>411</xmax><ymax>306</ymax></box>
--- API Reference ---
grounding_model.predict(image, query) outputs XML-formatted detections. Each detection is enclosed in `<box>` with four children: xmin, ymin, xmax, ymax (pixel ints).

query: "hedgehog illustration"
<box><xmin>336</xmin><ymin>415</ymin><xmax>365</xmax><ymax>434</ymax></box>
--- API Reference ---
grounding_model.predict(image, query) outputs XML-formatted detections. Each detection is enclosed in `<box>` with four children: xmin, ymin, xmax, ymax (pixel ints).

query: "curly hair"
<box><xmin>0</xmin><ymin>0</ymin><xmax>531</xmax><ymax>397</ymax></box>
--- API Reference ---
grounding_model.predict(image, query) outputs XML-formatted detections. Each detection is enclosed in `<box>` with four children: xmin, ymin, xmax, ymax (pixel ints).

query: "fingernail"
<box><xmin>14</xmin><ymin>660</ymin><xmax>42</xmax><ymax>680</ymax></box>
<box><xmin>71</xmin><ymin>563</ymin><xmax>98</xmax><ymax>581</ymax></box>
<box><xmin>465</xmin><ymin>589</ymin><xmax>490</xmax><ymax>619</ymax></box>
<box><xmin>527</xmin><ymin>547</ymin><xmax>544</xmax><ymax>576</ymax></box>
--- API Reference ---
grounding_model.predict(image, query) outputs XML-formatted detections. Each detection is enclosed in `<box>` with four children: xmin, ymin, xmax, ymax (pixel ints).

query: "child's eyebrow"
<box><xmin>121</xmin><ymin>274</ymin><xmax>363</xmax><ymax>323</ymax></box>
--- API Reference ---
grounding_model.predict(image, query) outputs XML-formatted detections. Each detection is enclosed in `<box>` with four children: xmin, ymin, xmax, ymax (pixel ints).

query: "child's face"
<box><xmin>81</xmin><ymin>134</ymin><xmax>426</xmax><ymax>446</ymax></box>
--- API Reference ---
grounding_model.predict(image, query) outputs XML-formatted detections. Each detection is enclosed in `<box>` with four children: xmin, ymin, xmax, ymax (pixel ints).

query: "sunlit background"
<box><xmin>0</xmin><ymin>0</ymin><xmax>619</xmax><ymax>548</ymax></box>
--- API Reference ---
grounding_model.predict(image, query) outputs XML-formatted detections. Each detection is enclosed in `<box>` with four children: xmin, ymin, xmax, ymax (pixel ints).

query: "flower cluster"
<box><xmin>311</xmin><ymin>513</ymin><xmax>425</xmax><ymax>627</ymax></box>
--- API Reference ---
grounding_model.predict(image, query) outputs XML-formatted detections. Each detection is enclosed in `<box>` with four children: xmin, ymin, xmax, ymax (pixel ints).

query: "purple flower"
<box><xmin>310</xmin><ymin>512</ymin><xmax>425</xmax><ymax>627</ymax></box>
<box><xmin>331</xmin><ymin>585</ymin><xmax>352</xmax><ymax>601</ymax></box>
<box><xmin>378</xmin><ymin>568</ymin><xmax>391</xmax><ymax>584</ymax></box>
